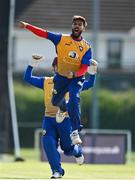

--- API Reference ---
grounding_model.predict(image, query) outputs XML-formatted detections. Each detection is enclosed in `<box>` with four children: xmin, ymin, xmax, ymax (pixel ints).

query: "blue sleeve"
<box><xmin>48</xmin><ymin>32</ymin><xmax>62</xmax><ymax>46</ymax></box>
<box><xmin>24</xmin><ymin>65</ymin><xmax>44</xmax><ymax>90</ymax></box>
<box><xmin>82</xmin><ymin>75</ymin><xmax>96</xmax><ymax>91</ymax></box>
<box><xmin>81</xmin><ymin>48</ymin><xmax>92</xmax><ymax>65</ymax></box>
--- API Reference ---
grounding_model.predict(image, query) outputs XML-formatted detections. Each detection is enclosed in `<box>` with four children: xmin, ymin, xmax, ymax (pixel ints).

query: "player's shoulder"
<box><xmin>83</xmin><ymin>39</ymin><xmax>91</xmax><ymax>48</ymax></box>
<box><xmin>62</xmin><ymin>33</ymin><xmax>70</xmax><ymax>37</ymax></box>
<box><xmin>48</xmin><ymin>31</ymin><xmax>62</xmax><ymax>37</ymax></box>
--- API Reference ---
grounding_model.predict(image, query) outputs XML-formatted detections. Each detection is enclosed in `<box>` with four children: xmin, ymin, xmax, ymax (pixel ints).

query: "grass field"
<box><xmin>0</xmin><ymin>149</ymin><xmax>135</xmax><ymax>180</ymax></box>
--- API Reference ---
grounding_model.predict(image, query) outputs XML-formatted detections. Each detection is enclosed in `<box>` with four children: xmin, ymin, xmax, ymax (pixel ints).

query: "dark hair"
<box><xmin>52</xmin><ymin>57</ymin><xmax>58</xmax><ymax>67</ymax></box>
<box><xmin>72</xmin><ymin>15</ymin><xmax>87</xmax><ymax>27</ymax></box>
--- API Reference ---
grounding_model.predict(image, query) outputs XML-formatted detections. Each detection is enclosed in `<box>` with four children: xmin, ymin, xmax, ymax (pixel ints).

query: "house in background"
<box><xmin>13</xmin><ymin>0</ymin><xmax>135</xmax><ymax>72</ymax></box>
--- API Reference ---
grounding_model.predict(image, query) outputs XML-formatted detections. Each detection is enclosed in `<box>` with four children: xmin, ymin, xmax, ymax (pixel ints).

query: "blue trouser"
<box><xmin>42</xmin><ymin>116</ymin><xmax>83</xmax><ymax>174</ymax></box>
<box><xmin>52</xmin><ymin>73</ymin><xmax>84</xmax><ymax>131</ymax></box>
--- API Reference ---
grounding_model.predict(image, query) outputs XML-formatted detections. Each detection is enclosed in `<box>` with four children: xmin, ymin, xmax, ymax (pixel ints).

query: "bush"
<box><xmin>15</xmin><ymin>81</ymin><xmax>44</xmax><ymax>123</ymax></box>
<box><xmin>14</xmin><ymin>81</ymin><xmax>135</xmax><ymax>149</ymax></box>
<box><xmin>81</xmin><ymin>89</ymin><xmax>135</xmax><ymax>149</ymax></box>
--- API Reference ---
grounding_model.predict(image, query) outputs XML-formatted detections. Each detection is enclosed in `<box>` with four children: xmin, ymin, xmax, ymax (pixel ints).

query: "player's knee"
<box><xmin>42</xmin><ymin>135</ymin><xmax>56</xmax><ymax>150</ymax></box>
<box><xmin>63</xmin><ymin>146</ymin><xmax>74</xmax><ymax>156</ymax></box>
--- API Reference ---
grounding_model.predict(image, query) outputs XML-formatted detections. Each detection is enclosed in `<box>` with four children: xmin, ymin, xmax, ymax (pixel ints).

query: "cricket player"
<box><xmin>24</xmin><ymin>55</ymin><xmax>97</xmax><ymax>179</ymax></box>
<box><xmin>19</xmin><ymin>15</ymin><xmax>92</xmax><ymax>145</ymax></box>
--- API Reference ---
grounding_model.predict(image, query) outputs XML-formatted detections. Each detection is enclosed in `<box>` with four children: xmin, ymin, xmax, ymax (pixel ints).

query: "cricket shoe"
<box><xmin>51</xmin><ymin>172</ymin><xmax>62</xmax><ymax>179</ymax></box>
<box><xmin>75</xmin><ymin>145</ymin><xmax>84</xmax><ymax>165</ymax></box>
<box><xmin>70</xmin><ymin>130</ymin><xmax>82</xmax><ymax>145</ymax></box>
<box><xmin>75</xmin><ymin>154</ymin><xmax>84</xmax><ymax>165</ymax></box>
<box><xmin>51</xmin><ymin>169</ymin><xmax>65</xmax><ymax>179</ymax></box>
<box><xmin>56</xmin><ymin>109</ymin><xmax>66</xmax><ymax>123</ymax></box>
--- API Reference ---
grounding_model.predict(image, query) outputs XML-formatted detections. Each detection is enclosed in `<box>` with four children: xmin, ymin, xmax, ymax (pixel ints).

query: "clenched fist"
<box><xmin>29</xmin><ymin>54</ymin><xmax>44</xmax><ymax>67</ymax></box>
<box><xmin>88</xmin><ymin>59</ymin><xmax>98</xmax><ymax>75</ymax></box>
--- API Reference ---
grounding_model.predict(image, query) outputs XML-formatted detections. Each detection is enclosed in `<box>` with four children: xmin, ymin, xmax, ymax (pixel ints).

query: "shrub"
<box><xmin>14</xmin><ymin>81</ymin><xmax>135</xmax><ymax>149</ymax></box>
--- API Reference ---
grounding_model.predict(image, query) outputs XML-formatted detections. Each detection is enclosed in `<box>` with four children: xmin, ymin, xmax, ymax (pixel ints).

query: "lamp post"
<box><xmin>8</xmin><ymin>0</ymin><xmax>24</xmax><ymax>161</ymax></box>
<box><xmin>91</xmin><ymin>0</ymin><xmax>100</xmax><ymax>129</ymax></box>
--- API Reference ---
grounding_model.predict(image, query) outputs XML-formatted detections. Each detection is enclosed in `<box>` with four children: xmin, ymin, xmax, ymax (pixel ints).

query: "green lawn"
<box><xmin>0</xmin><ymin>149</ymin><xmax>135</xmax><ymax>180</ymax></box>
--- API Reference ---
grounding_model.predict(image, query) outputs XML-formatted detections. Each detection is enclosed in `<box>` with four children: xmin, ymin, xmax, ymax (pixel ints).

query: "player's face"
<box><xmin>72</xmin><ymin>20</ymin><xmax>85</xmax><ymax>38</ymax></box>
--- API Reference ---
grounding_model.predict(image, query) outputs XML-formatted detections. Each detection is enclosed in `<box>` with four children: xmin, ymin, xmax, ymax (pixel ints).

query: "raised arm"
<box><xmin>19</xmin><ymin>21</ymin><xmax>61</xmax><ymax>45</ymax></box>
<box><xmin>24</xmin><ymin>55</ymin><xmax>45</xmax><ymax>89</ymax></box>
<box><xmin>82</xmin><ymin>75</ymin><xmax>96</xmax><ymax>91</ymax></box>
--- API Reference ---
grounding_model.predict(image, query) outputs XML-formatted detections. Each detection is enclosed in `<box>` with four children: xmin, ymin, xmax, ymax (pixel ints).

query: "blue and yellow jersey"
<box><xmin>24</xmin><ymin>66</ymin><xmax>96</xmax><ymax>117</ymax></box>
<box><xmin>44</xmin><ymin>77</ymin><xmax>69</xmax><ymax>117</ymax></box>
<box><xmin>56</xmin><ymin>35</ymin><xmax>91</xmax><ymax>76</ymax></box>
<box><xmin>48</xmin><ymin>32</ymin><xmax>92</xmax><ymax>77</ymax></box>
<box><xmin>25</xmin><ymin>25</ymin><xmax>92</xmax><ymax>77</ymax></box>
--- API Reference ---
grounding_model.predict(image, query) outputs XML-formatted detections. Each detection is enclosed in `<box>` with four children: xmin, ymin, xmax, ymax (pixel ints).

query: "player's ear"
<box><xmin>83</xmin><ymin>27</ymin><xmax>86</xmax><ymax>32</ymax></box>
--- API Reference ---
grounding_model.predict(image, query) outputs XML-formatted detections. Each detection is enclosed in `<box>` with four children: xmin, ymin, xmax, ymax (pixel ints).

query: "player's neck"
<box><xmin>71</xmin><ymin>34</ymin><xmax>82</xmax><ymax>41</ymax></box>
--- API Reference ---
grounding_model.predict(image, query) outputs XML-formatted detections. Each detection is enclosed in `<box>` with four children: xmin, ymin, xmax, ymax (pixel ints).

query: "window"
<box><xmin>107</xmin><ymin>39</ymin><xmax>122</xmax><ymax>68</ymax></box>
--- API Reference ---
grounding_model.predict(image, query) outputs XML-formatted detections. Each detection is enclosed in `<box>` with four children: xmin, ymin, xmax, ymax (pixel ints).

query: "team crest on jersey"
<box><xmin>68</xmin><ymin>51</ymin><xmax>78</xmax><ymax>59</ymax></box>
<box><xmin>79</xmin><ymin>46</ymin><xmax>83</xmax><ymax>51</ymax></box>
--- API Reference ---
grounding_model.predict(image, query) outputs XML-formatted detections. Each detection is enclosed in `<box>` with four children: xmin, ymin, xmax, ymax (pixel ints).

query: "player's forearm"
<box><xmin>75</xmin><ymin>64</ymin><xmax>88</xmax><ymax>77</ymax></box>
<box><xmin>25</xmin><ymin>24</ymin><xmax>61</xmax><ymax>45</ymax></box>
<box><xmin>24</xmin><ymin>65</ymin><xmax>44</xmax><ymax>89</ymax></box>
<box><xmin>82</xmin><ymin>75</ymin><xmax>96</xmax><ymax>91</ymax></box>
<box><xmin>26</xmin><ymin>24</ymin><xmax>48</xmax><ymax>38</ymax></box>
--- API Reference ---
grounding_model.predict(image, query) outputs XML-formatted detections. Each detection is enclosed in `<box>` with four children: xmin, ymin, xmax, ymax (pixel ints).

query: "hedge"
<box><xmin>14</xmin><ymin>81</ymin><xmax>135</xmax><ymax>149</ymax></box>
<box><xmin>81</xmin><ymin>88</ymin><xmax>135</xmax><ymax>149</ymax></box>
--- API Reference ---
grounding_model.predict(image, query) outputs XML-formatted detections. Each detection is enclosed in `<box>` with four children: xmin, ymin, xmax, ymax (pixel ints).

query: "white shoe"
<box><xmin>76</xmin><ymin>154</ymin><xmax>84</xmax><ymax>165</ymax></box>
<box><xmin>51</xmin><ymin>171</ymin><xmax>62</xmax><ymax>179</ymax></box>
<box><xmin>70</xmin><ymin>130</ymin><xmax>82</xmax><ymax>145</ymax></box>
<box><xmin>56</xmin><ymin>109</ymin><xmax>66</xmax><ymax>123</ymax></box>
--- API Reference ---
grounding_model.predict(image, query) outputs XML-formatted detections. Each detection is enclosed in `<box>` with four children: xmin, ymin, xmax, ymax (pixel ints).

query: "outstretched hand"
<box><xmin>19</xmin><ymin>21</ymin><xmax>28</xmax><ymax>28</ymax></box>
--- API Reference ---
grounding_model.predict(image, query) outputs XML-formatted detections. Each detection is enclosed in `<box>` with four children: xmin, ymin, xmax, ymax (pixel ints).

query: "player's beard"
<box><xmin>71</xmin><ymin>29</ymin><xmax>82</xmax><ymax>39</ymax></box>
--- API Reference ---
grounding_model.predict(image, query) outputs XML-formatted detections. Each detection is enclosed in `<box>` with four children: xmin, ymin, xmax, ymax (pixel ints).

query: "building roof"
<box><xmin>15</xmin><ymin>0</ymin><xmax>135</xmax><ymax>32</ymax></box>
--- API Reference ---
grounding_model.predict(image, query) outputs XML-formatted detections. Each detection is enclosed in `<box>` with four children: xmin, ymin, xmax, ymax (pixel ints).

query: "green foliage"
<box><xmin>15</xmin><ymin>81</ymin><xmax>44</xmax><ymax>123</ymax></box>
<box><xmin>80</xmin><ymin>89</ymin><xmax>93</xmax><ymax>126</ymax></box>
<box><xmin>99</xmin><ymin>89</ymin><xmax>135</xmax><ymax>130</ymax></box>
<box><xmin>81</xmin><ymin>88</ymin><xmax>135</xmax><ymax>149</ymax></box>
<box><xmin>14</xmin><ymin>81</ymin><xmax>135</xmax><ymax>149</ymax></box>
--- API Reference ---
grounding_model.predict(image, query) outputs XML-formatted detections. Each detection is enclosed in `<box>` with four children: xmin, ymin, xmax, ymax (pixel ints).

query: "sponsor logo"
<box><xmin>65</xmin><ymin>43</ymin><xmax>71</xmax><ymax>46</ymax></box>
<box><xmin>65</xmin><ymin>41</ymin><xmax>72</xmax><ymax>46</ymax></box>
<box><xmin>68</xmin><ymin>51</ymin><xmax>78</xmax><ymax>59</ymax></box>
<box><xmin>82</xmin><ymin>146</ymin><xmax>120</xmax><ymax>155</ymax></box>
<box><xmin>57</xmin><ymin>146</ymin><xmax>120</xmax><ymax>155</ymax></box>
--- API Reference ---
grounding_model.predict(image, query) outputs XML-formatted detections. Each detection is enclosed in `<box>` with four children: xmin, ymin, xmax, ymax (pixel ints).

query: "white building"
<box><xmin>14</xmin><ymin>0</ymin><xmax>135</xmax><ymax>72</ymax></box>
